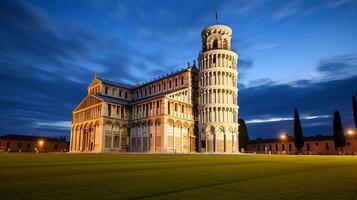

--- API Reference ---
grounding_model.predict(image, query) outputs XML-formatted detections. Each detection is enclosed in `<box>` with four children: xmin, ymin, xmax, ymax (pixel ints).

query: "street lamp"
<box><xmin>347</xmin><ymin>129</ymin><xmax>355</xmax><ymax>135</ymax></box>
<box><xmin>36</xmin><ymin>140</ymin><xmax>45</xmax><ymax>153</ymax></box>
<box><xmin>38</xmin><ymin>140</ymin><xmax>44</xmax><ymax>147</ymax></box>
<box><xmin>280</xmin><ymin>133</ymin><xmax>287</xmax><ymax>140</ymax></box>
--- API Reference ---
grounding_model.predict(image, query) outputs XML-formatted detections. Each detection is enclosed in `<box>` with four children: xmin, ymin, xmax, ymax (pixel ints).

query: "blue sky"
<box><xmin>0</xmin><ymin>0</ymin><xmax>357</xmax><ymax>139</ymax></box>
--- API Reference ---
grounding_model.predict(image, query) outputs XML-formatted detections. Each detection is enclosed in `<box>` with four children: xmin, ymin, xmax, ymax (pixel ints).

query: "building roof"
<box><xmin>96</xmin><ymin>66</ymin><xmax>198</xmax><ymax>90</ymax></box>
<box><xmin>135</xmin><ymin>66</ymin><xmax>196</xmax><ymax>88</ymax></box>
<box><xmin>93</xmin><ymin>94</ymin><xmax>131</xmax><ymax>105</ymax></box>
<box><xmin>130</xmin><ymin>87</ymin><xmax>191</xmax><ymax>105</ymax></box>
<box><xmin>97</xmin><ymin>77</ymin><xmax>134</xmax><ymax>89</ymax></box>
<box><xmin>0</xmin><ymin>134</ymin><xmax>68</xmax><ymax>143</ymax></box>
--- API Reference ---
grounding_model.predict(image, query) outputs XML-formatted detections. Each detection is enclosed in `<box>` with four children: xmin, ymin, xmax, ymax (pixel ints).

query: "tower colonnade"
<box><xmin>199</xmin><ymin>50</ymin><xmax>237</xmax><ymax>70</ymax></box>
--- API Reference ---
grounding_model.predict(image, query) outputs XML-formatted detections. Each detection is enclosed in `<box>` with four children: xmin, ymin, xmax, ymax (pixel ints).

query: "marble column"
<box><xmin>141</xmin><ymin>126</ymin><xmax>144</xmax><ymax>151</ymax></box>
<box><xmin>119</xmin><ymin>127</ymin><xmax>122</xmax><ymax>150</ymax></box>
<box><xmin>214</xmin><ymin>132</ymin><xmax>217</xmax><ymax>153</ymax></box>
<box><xmin>111</xmin><ymin>126</ymin><xmax>114</xmax><ymax>150</ymax></box>
<box><xmin>180</xmin><ymin>127</ymin><xmax>183</xmax><ymax>152</ymax></box>
<box><xmin>154</xmin><ymin>124</ymin><xmax>156</xmax><ymax>151</ymax></box>
<box><xmin>173</xmin><ymin>125</ymin><xmax>176</xmax><ymax>152</ymax></box>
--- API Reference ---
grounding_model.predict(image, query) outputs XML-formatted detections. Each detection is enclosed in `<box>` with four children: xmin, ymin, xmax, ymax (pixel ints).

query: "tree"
<box><xmin>333</xmin><ymin>111</ymin><xmax>346</xmax><ymax>150</ymax></box>
<box><xmin>353</xmin><ymin>95</ymin><xmax>357</xmax><ymax>129</ymax></box>
<box><xmin>294</xmin><ymin>108</ymin><xmax>304</xmax><ymax>151</ymax></box>
<box><xmin>238</xmin><ymin>119</ymin><xmax>249</xmax><ymax>151</ymax></box>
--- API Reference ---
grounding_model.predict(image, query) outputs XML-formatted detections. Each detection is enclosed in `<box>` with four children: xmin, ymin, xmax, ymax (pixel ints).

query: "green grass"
<box><xmin>0</xmin><ymin>154</ymin><xmax>356</xmax><ymax>200</ymax></box>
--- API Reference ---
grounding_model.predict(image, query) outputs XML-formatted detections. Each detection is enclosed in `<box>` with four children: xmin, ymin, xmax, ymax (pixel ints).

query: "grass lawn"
<box><xmin>0</xmin><ymin>154</ymin><xmax>356</xmax><ymax>200</ymax></box>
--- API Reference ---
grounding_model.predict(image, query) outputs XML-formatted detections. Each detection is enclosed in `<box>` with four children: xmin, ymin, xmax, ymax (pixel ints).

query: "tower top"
<box><xmin>201</xmin><ymin>24</ymin><xmax>232</xmax><ymax>37</ymax></box>
<box><xmin>200</xmin><ymin>23</ymin><xmax>233</xmax><ymax>52</ymax></box>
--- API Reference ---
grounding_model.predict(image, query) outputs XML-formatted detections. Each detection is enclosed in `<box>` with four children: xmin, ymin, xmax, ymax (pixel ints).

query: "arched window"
<box><xmin>105</xmin><ymin>87</ymin><xmax>108</xmax><ymax>94</ymax></box>
<box><xmin>107</xmin><ymin>104</ymin><xmax>111</xmax><ymax>116</ymax></box>
<box><xmin>146</xmin><ymin>104</ymin><xmax>149</xmax><ymax>116</ymax></box>
<box><xmin>212</xmin><ymin>39</ymin><xmax>218</xmax><ymax>49</ymax></box>
<box><xmin>181</xmin><ymin>77</ymin><xmax>184</xmax><ymax>85</ymax></box>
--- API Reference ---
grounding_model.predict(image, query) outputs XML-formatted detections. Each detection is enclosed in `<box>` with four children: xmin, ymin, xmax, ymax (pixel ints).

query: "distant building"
<box><xmin>0</xmin><ymin>135</ymin><xmax>69</xmax><ymax>153</ymax></box>
<box><xmin>247</xmin><ymin>134</ymin><xmax>357</xmax><ymax>155</ymax></box>
<box><xmin>70</xmin><ymin>23</ymin><xmax>240</xmax><ymax>153</ymax></box>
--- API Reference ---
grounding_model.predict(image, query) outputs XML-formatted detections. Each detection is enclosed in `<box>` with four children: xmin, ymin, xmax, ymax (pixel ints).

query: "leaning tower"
<box><xmin>198</xmin><ymin>24</ymin><xmax>239</xmax><ymax>153</ymax></box>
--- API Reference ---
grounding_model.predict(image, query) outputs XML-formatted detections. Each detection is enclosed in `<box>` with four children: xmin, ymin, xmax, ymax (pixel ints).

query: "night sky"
<box><xmin>1</xmin><ymin>0</ymin><xmax>357</xmax><ymax>139</ymax></box>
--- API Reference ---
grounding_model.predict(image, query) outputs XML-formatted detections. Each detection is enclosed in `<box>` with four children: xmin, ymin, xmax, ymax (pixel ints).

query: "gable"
<box><xmin>73</xmin><ymin>95</ymin><xmax>102</xmax><ymax>112</ymax></box>
<box><xmin>88</xmin><ymin>78</ymin><xmax>102</xmax><ymax>89</ymax></box>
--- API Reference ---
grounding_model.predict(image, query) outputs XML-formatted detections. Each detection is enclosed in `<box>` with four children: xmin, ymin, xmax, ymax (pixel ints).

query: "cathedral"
<box><xmin>70</xmin><ymin>23</ymin><xmax>239</xmax><ymax>153</ymax></box>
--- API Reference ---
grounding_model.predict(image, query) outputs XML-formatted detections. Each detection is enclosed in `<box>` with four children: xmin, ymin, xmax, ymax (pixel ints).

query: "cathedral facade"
<box><xmin>70</xmin><ymin>24</ymin><xmax>239</xmax><ymax>153</ymax></box>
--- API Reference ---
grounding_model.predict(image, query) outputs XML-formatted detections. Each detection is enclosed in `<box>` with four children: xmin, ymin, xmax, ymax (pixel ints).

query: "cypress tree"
<box><xmin>353</xmin><ymin>95</ymin><xmax>357</xmax><ymax>129</ymax></box>
<box><xmin>238</xmin><ymin>119</ymin><xmax>249</xmax><ymax>151</ymax></box>
<box><xmin>294</xmin><ymin>108</ymin><xmax>304</xmax><ymax>151</ymax></box>
<box><xmin>333</xmin><ymin>111</ymin><xmax>346</xmax><ymax>150</ymax></box>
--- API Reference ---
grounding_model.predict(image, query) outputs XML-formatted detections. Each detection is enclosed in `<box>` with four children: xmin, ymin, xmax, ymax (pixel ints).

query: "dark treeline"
<box><xmin>292</xmin><ymin>91</ymin><xmax>356</xmax><ymax>151</ymax></box>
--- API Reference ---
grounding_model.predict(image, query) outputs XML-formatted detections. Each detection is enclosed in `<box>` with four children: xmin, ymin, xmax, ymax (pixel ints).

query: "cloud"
<box><xmin>248</xmin><ymin>78</ymin><xmax>277</xmax><ymax>87</ymax></box>
<box><xmin>246</xmin><ymin>115</ymin><xmax>330</xmax><ymax>124</ymax></box>
<box><xmin>243</xmin><ymin>54</ymin><xmax>357</xmax><ymax>88</ymax></box>
<box><xmin>36</xmin><ymin>121</ymin><xmax>71</xmax><ymax>130</ymax></box>
<box><xmin>326</xmin><ymin>0</ymin><xmax>351</xmax><ymax>8</ymax></box>
<box><xmin>221</xmin><ymin>0</ymin><xmax>265</xmax><ymax>16</ymax></box>
<box><xmin>0</xmin><ymin>0</ymin><xmax>207</xmax><ymax>137</ymax></box>
<box><xmin>240</xmin><ymin>55</ymin><xmax>357</xmax><ymax>136</ymax></box>
<box><xmin>316</xmin><ymin>54</ymin><xmax>357</xmax><ymax>80</ymax></box>
<box><xmin>240</xmin><ymin>76</ymin><xmax>357</xmax><ymax>138</ymax></box>
<box><xmin>272</xmin><ymin>1</ymin><xmax>301</xmax><ymax>20</ymax></box>
<box><xmin>247</xmin><ymin>43</ymin><xmax>277</xmax><ymax>50</ymax></box>
<box><xmin>237</xmin><ymin>58</ymin><xmax>254</xmax><ymax>81</ymax></box>
<box><xmin>0</xmin><ymin>0</ymin><xmax>143</xmax><ymax>136</ymax></box>
<box><xmin>239</xmin><ymin>59</ymin><xmax>254</xmax><ymax>69</ymax></box>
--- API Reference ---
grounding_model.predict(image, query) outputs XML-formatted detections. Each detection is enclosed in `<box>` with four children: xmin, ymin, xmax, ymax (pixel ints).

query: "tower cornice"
<box><xmin>199</xmin><ymin>49</ymin><xmax>238</xmax><ymax>58</ymax></box>
<box><xmin>201</xmin><ymin>24</ymin><xmax>232</xmax><ymax>36</ymax></box>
